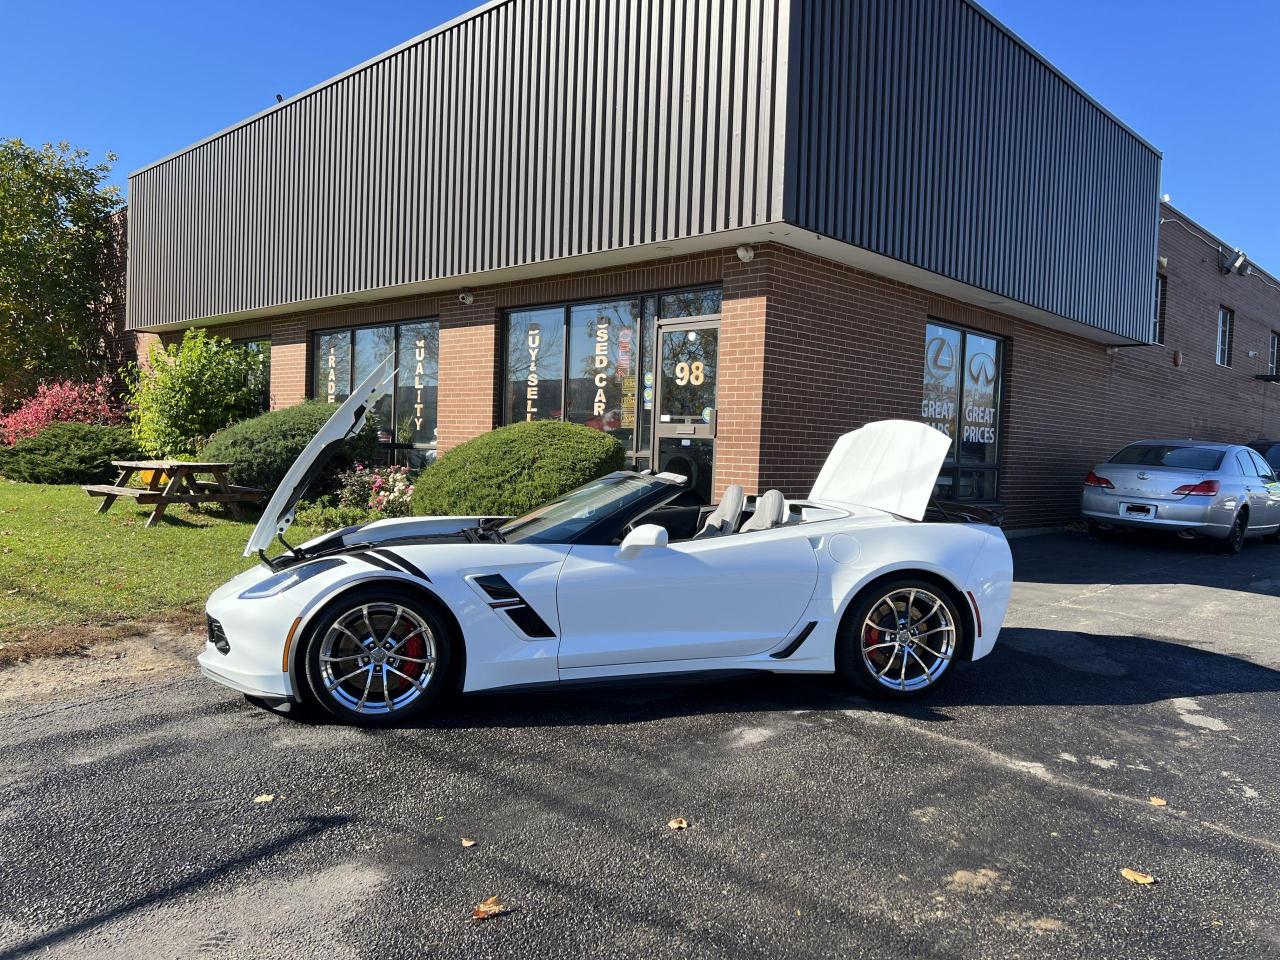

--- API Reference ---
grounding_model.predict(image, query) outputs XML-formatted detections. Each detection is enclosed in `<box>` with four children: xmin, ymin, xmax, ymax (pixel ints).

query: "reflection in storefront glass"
<box><xmin>658</xmin><ymin>437</ymin><xmax>715</xmax><ymax>504</ymax></box>
<box><xmin>960</xmin><ymin>333</ymin><xmax>999</xmax><ymax>466</ymax></box>
<box><xmin>505</xmin><ymin>308</ymin><xmax>565</xmax><ymax>423</ymax></box>
<box><xmin>922</xmin><ymin>323</ymin><xmax>962</xmax><ymax>459</ymax></box>
<box><xmin>660</xmin><ymin>289</ymin><xmax>722</xmax><ymax>319</ymax></box>
<box><xmin>396</xmin><ymin>322</ymin><xmax>439</xmax><ymax>452</ymax></box>
<box><xmin>922</xmin><ymin>322</ymin><xmax>1002</xmax><ymax>502</ymax></box>
<box><xmin>567</xmin><ymin>300</ymin><xmax>639</xmax><ymax>449</ymax></box>
<box><xmin>314</xmin><ymin>332</ymin><xmax>352</xmax><ymax>406</ymax></box>
<box><xmin>354</xmin><ymin>326</ymin><xmax>396</xmax><ymax>441</ymax></box>
<box><xmin>660</xmin><ymin>328</ymin><xmax>717</xmax><ymax>420</ymax></box>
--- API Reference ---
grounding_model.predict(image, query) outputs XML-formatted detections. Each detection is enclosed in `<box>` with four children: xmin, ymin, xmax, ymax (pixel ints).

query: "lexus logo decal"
<box><xmin>1136</xmin><ymin>471</ymin><xmax>1150</xmax><ymax>480</ymax></box>
<box><xmin>968</xmin><ymin>351</ymin><xmax>997</xmax><ymax>386</ymax></box>
<box><xmin>926</xmin><ymin>337</ymin><xmax>955</xmax><ymax>376</ymax></box>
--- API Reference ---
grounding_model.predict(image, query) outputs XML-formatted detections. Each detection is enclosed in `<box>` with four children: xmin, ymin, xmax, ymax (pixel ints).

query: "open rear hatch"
<box><xmin>809</xmin><ymin>420</ymin><xmax>952</xmax><ymax>521</ymax></box>
<box><xmin>244</xmin><ymin>355</ymin><xmax>396</xmax><ymax>558</ymax></box>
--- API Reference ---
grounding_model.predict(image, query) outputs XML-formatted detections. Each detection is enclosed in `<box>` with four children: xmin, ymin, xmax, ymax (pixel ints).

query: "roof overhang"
<box><xmin>133</xmin><ymin>223</ymin><xmax>1145</xmax><ymax>347</ymax></box>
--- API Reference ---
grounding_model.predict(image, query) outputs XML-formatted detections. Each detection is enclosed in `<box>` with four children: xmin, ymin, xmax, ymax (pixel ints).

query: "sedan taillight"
<box><xmin>1084</xmin><ymin>471</ymin><xmax>1114</xmax><ymax>489</ymax></box>
<box><xmin>1172</xmin><ymin>480</ymin><xmax>1220</xmax><ymax>496</ymax></box>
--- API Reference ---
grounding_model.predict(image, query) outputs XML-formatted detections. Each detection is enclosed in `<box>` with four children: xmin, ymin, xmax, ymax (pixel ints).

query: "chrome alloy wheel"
<box><xmin>318</xmin><ymin>603</ymin><xmax>437</xmax><ymax>715</ymax></box>
<box><xmin>859</xmin><ymin>588</ymin><xmax>956</xmax><ymax>693</ymax></box>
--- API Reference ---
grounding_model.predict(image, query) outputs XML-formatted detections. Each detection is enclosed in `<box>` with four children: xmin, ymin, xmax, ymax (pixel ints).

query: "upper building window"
<box><xmin>1152</xmin><ymin>273</ymin><xmax>1167</xmax><ymax>345</ymax></box>
<box><xmin>1270</xmin><ymin>331</ymin><xmax>1279</xmax><ymax>377</ymax></box>
<box><xmin>312</xmin><ymin>319</ymin><xmax>439</xmax><ymax>466</ymax></box>
<box><xmin>1216</xmin><ymin>306</ymin><xmax>1234</xmax><ymax>367</ymax></box>
<box><xmin>922</xmin><ymin>321</ymin><xmax>1003</xmax><ymax>502</ymax></box>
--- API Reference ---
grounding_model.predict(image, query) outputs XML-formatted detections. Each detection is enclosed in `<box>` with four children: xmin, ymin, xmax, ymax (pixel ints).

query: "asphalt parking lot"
<box><xmin>1</xmin><ymin>531</ymin><xmax>1278</xmax><ymax>959</ymax></box>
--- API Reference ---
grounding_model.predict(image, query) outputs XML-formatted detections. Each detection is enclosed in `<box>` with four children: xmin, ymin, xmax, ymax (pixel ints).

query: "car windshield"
<box><xmin>1109</xmin><ymin>444</ymin><xmax>1225</xmax><ymax>471</ymax></box>
<box><xmin>498</xmin><ymin>474</ymin><xmax>663</xmax><ymax>544</ymax></box>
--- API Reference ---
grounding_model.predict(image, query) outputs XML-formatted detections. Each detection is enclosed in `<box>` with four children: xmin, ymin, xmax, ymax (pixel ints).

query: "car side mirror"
<box><xmin>618</xmin><ymin>524</ymin><xmax>668</xmax><ymax>559</ymax></box>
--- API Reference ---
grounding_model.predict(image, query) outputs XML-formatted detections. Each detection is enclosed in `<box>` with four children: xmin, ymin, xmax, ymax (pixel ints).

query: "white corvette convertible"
<box><xmin>200</xmin><ymin>358</ymin><xmax>1012</xmax><ymax>725</ymax></box>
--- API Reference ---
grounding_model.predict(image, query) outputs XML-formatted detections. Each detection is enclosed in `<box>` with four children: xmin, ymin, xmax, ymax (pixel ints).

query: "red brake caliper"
<box><xmin>863</xmin><ymin>625</ymin><xmax>882</xmax><ymax>667</ymax></box>
<box><xmin>400</xmin><ymin>633</ymin><xmax>426</xmax><ymax>682</ymax></box>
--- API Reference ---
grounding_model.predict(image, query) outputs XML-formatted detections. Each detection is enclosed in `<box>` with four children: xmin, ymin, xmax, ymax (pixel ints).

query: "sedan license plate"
<box><xmin>1122</xmin><ymin>502</ymin><xmax>1154</xmax><ymax>518</ymax></box>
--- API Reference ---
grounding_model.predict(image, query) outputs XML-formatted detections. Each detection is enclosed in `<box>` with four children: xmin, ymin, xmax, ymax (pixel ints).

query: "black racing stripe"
<box><xmin>372</xmin><ymin>548</ymin><xmax>431</xmax><ymax>582</ymax></box>
<box><xmin>352</xmin><ymin>550</ymin><xmax>398</xmax><ymax>572</ymax></box>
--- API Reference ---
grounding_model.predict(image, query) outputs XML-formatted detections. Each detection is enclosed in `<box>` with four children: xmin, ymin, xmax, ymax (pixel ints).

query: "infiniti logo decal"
<box><xmin>968</xmin><ymin>351</ymin><xmax>997</xmax><ymax>386</ymax></box>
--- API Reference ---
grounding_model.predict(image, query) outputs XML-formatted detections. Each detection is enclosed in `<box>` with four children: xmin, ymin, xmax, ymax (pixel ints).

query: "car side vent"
<box><xmin>473</xmin><ymin>574</ymin><xmax>556</xmax><ymax>639</ymax></box>
<box><xmin>207</xmin><ymin>616</ymin><xmax>230</xmax><ymax>655</ymax></box>
<box><xmin>474</xmin><ymin>573</ymin><xmax>520</xmax><ymax>602</ymax></box>
<box><xmin>504</xmin><ymin>604</ymin><xmax>557</xmax><ymax>639</ymax></box>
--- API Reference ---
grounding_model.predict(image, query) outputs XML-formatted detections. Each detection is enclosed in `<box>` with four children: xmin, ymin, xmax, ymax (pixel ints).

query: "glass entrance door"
<box><xmin>653</xmin><ymin>318</ymin><xmax>719</xmax><ymax>503</ymax></box>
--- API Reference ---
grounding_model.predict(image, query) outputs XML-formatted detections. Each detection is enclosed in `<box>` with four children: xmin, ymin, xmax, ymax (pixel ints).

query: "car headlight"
<box><xmin>239</xmin><ymin>558</ymin><xmax>345</xmax><ymax>599</ymax></box>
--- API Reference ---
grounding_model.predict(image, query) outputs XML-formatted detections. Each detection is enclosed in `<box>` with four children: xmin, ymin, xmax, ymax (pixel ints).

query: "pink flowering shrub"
<box><xmin>337</xmin><ymin>463</ymin><xmax>416</xmax><ymax>518</ymax></box>
<box><xmin>0</xmin><ymin>376</ymin><xmax>126</xmax><ymax>445</ymax></box>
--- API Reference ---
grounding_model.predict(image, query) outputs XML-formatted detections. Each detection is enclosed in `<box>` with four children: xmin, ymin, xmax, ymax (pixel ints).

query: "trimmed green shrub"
<box><xmin>411</xmin><ymin>420</ymin><xmax>625</xmax><ymax>517</ymax></box>
<box><xmin>201</xmin><ymin>402</ymin><xmax>381</xmax><ymax>494</ymax></box>
<box><xmin>0</xmin><ymin>423</ymin><xmax>142</xmax><ymax>484</ymax></box>
<box><xmin>125</xmin><ymin>328</ymin><xmax>269</xmax><ymax>457</ymax></box>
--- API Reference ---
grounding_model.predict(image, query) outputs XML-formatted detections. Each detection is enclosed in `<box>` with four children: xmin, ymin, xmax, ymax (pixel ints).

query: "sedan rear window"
<box><xmin>1109</xmin><ymin>444</ymin><xmax>1225</xmax><ymax>471</ymax></box>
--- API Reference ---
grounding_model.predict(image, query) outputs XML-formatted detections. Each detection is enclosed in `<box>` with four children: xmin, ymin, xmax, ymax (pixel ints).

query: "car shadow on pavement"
<box><xmin>1011</xmin><ymin>530</ymin><xmax>1280</xmax><ymax>594</ymax></box>
<box><xmin>274</xmin><ymin>625</ymin><xmax>1280</xmax><ymax>731</ymax></box>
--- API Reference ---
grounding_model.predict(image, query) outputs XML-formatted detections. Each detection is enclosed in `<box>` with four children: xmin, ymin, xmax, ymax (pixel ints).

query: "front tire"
<box><xmin>837</xmin><ymin>579</ymin><xmax>963</xmax><ymax>699</ymax></box>
<box><xmin>302</xmin><ymin>586</ymin><xmax>454</xmax><ymax>726</ymax></box>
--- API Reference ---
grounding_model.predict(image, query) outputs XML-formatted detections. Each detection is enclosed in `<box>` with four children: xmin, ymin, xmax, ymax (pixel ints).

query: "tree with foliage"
<box><xmin>0</xmin><ymin>139</ymin><xmax>123</xmax><ymax>411</ymax></box>
<box><xmin>126</xmin><ymin>328</ymin><xmax>269</xmax><ymax>457</ymax></box>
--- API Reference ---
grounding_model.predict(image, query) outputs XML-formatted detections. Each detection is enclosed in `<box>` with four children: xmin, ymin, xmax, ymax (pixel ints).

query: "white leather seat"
<box><xmin>738</xmin><ymin>489</ymin><xmax>787</xmax><ymax>533</ymax></box>
<box><xmin>693</xmin><ymin>484</ymin><xmax>745</xmax><ymax>539</ymax></box>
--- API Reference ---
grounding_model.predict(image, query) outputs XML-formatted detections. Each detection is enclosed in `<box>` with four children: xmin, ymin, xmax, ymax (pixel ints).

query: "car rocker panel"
<box><xmin>201</xmin><ymin>414</ymin><xmax>1014</xmax><ymax>724</ymax></box>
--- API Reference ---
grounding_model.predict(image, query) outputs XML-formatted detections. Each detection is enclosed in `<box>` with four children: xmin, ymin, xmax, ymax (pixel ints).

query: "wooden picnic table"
<box><xmin>83</xmin><ymin>460</ymin><xmax>264</xmax><ymax>528</ymax></box>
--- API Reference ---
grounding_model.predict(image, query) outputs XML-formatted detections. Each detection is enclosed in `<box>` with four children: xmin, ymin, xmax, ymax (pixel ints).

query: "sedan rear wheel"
<box><xmin>1221</xmin><ymin>512</ymin><xmax>1247</xmax><ymax>555</ymax></box>
<box><xmin>303</xmin><ymin>586</ymin><xmax>453</xmax><ymax>726</ymax></box>
<box><xmin>837</xmin><ymin>580</ymin><xmax>963</xmax><ymax>699</ymax></box>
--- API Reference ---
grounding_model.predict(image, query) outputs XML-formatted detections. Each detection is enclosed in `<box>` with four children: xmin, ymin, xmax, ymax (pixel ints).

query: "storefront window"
<box><xmin>396</xmin><ymin>322</ymin><xmax>439</xmax><ymax>463</ymax></box>
<box><xmin>353</xmin><ymin>326</ymin><xmax>395</xmax><ymax>441</ymax></box>
<box><xmin>923</xmin><ymin>321</ymin><xmax>1002</xmax><ymax>502</ymax></box>
<box><xmin>502</xmin><ymin>287</ymin><xmax>721</xmax><ymax>465</ymax></box>
<box><xmin>312</xmin><ymin>319</ymin><xmax>439</xmax><ymax>464</ymax></box>
<box><xmin>315</xmin><ymin>332</ymin><xmax>352</xmax><ymax>406</ymax></box>
<box><xmin>231</xmin><ymin>338</ymin><xmax>272</xmax><ymax>412</ymax></box>
<box><xmin>566</xmin><ymin>299</ymin><xmax>639</xmax><ymax>449</ymax></box>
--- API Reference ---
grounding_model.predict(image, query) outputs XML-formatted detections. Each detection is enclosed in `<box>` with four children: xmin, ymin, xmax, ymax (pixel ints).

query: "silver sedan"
<box><xmin>1081</xmin><ymin>440</ymin><xmax>1280</xmax><ymax>553</ymax></box>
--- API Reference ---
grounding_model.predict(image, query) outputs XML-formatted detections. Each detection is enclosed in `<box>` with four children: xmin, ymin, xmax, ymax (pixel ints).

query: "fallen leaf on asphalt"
<box><xmin>253</xmin><ymin>794</ymin><xmax>275</xmax><ymax>804</ymax></box>
<box><xmin>1120</xmin><ymin>868</ymin><xmax>1155</xmax><ymax>885</ymax></box>
<box><xmin>461</xmin><ymin>838</ymin><xmax>477</xmax><ymax>847</ymax></box>
<box><xmin>472</xmin><ymin>896</ymin><xmax>510</xmax><ymax>921</ymax></box>
<box><xmin>1149</xmin><ymin>797</ymin><xmax>1167</xmax><ymax>807</ymax></box>
<box><xmin>668</xmin><ymin>818</ymin><xmax>689</xmax><ymax>830</ymax></box>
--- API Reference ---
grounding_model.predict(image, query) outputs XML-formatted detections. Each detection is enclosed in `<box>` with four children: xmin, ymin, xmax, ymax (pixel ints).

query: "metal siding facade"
<box><xmin>784</xmin><ymin>0</ymin><xmax>1161</xmax><ymax>343</ymax></box>
<box><xmin>126</xmin><ymin>0</ymin><xmax>789</xmax><ymax>330</ymax></box>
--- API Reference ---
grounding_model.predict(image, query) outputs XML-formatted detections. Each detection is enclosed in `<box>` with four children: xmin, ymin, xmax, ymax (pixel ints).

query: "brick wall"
<box><xmin>745</xmin><ymin>230</ymin><xmax>1280</xmax><ymax>529</ymax></box>
<box><xmin>164</xmin><ymin>212</ymin><xmax>1280</xmax><ymax>530</ymax></box>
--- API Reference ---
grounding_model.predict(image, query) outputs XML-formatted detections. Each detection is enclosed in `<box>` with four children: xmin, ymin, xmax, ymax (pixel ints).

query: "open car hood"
<box><xmin>808</xmin><ymin>420</ymin><xmax>952</xmax><ymax>521</ymax></box>
<box><xmin>244</xmin><ymin>356</ymin><xmax>396</xmax><ymax>557</ymax></box>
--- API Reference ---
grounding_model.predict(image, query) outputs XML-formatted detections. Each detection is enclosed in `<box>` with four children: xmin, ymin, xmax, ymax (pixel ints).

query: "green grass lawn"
<box><xmin>0</xmin><ymin>482</ymin><xmax>316</xmax><ymax>653</ymax></box>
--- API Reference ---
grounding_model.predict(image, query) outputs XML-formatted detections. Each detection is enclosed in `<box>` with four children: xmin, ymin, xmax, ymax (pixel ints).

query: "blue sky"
<box><xmin>2</xmin><ymin>1</ymin><xmax>1277</xmax><ymax>268</ymax></box>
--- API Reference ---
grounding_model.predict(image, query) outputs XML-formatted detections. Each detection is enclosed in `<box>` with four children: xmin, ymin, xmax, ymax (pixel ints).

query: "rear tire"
<box><xmin>836</xmin><ymin>579</ymin><xmax>963</xmax><ymax>699</ymax></box>
<box><xmin>302</xmin><ymin>585</ymin><xmax>455</xmax><ymax>726</ymax></box>
<box><xmin>1220</xmin><ymin>512</ymin><xmax>1247</xmax><ymax>555</ymax></box>
<box><xmin>1086</xmin><ymin>520</ymin><xmax>1116</xmax><ymax>540</ymax></box>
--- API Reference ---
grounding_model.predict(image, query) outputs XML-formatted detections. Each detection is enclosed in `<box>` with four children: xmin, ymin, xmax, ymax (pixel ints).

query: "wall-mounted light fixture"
<box><xmin>1219</xmin><ymin>247</ymin><xmax>1247</xmax><ymax>275</ymax></box>
<box><xmin>736</xmin><ymin>244</ymin><xmax>755</xmax><ymax>264</ymax></box>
